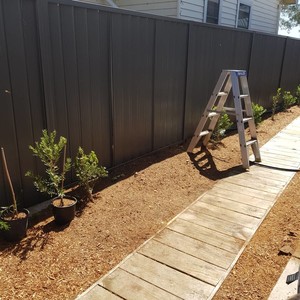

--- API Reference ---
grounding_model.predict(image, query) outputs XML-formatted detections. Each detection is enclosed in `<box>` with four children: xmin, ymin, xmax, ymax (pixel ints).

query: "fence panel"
<box><xmin>111</xmin><ymin>13</ymin><xmax>155</xmax><ymax>165</ymax></box>
<box><xmin>280</xmin><ymin>38</ymin><xmax>300</xmax><ymax>91</ymax></box>
<box><xmin>47</xmin><ymin>2</ymin><xmax>112</xmax><ymax>167</ymax></box>
<box><xmin>248</xmin><ymin>33</ymin><xmax>286</xmax><ymax>108</ymax></box>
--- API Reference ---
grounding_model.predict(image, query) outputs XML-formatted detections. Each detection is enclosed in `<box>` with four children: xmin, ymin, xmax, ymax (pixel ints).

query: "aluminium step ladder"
<box><xmin>187</xmin><ymin>69</ymin><xmax>261</xmax><ymax>169</ymax></box>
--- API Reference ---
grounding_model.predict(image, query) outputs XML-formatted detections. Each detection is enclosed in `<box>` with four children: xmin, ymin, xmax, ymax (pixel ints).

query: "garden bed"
<box><xmin>1</xmin><ymin>106</ymin><xmax>300</xmax><ymax>300</ymax></box>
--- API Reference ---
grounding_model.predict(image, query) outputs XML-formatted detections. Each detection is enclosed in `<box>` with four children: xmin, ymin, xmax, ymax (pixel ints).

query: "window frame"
<box><xmin>236</xmin><ymin>0</ymin><xmax>253</xmax><ymax>30</ymax></box>
<box><xmin>205</xmin><ymin>0</ymin><xmax>221</xmax><ymax>25</ymax></box>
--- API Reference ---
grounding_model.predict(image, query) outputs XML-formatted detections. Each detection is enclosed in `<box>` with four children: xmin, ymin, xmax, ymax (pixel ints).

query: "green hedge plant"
<box><xmin>75</xmin><ymin>147</ymin><xmax>108</xmax><ymax>201</ymax></box>
<box><xmin>251</xmin><ymin>103</ymin><xmax>266</xmax><ymax>126</ymax></box>
<box><xmin>272</xmin><ymin>88</ymin><xmax>281</xmax><ymax>120</ymax></box>
<box><xmin>212</xmin><ymin>111</ymin><xmax>233</xmax><ymax>141</ymax></box>
<box><xmin>295</xmin><ymin>84</ymin><xmax>300</xmax><ymax>106</ymax></box>
<box><xmin>282</xmin><ymin>91</ymin><xmax>296</xmax><ymax>111</ymax></box>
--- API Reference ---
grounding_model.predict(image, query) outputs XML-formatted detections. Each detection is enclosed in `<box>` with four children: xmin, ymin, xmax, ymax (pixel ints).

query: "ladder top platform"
<box><xmin>223</xmin><ymin>70</ymin><xmax>247</xmax><ymax>76</ymax></box>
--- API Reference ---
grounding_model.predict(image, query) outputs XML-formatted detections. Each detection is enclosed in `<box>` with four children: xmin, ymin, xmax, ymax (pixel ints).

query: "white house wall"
<box><xmin>82</xmin><ymin>0</ymin><xmax>111</xmax><ymax>5</ymax></box>
<box><xmin>114</xmin><ymin>0</ymin><xmax>178</xmax><ymax>17</ymax></box>
<box><xmin>251</xmin><ymin>0</ymin><xmax>280</xmax><ymax>34</ymax></box>
<box><xmin>87</xmin><ymin>0</ymin><xmax>280</xmax><ymax>35</ymax></box>
<box><xmin>178</xmin><ymin>0</ymin><xmax>205</xmax><ymax>22</ymax></box>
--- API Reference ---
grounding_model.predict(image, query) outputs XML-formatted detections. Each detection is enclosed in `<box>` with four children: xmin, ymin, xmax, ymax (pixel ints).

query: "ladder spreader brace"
<box><xmin>187</xmin><ymin>69</ymin><xmax>261</xmax><ymax>169</ymax></box>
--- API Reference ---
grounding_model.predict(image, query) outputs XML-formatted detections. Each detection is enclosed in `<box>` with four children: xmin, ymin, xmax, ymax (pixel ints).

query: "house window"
<box><xmin>237</xmin><ymin>3</ymin><xmax>251</xmax><ymax>29</ymax></box>
<box><xmin>206</xmin><ymin>0</ymin><xmax>220</xmax><ymax>24</ymax></box>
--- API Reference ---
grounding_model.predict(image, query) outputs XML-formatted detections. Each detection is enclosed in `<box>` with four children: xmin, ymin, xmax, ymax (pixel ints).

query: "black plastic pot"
<box><xmin>52</xmin><ymin>196</ymin><xmax>77</xmax><ymax>225</ymax></box>
<box><xmin>0</xmin><ymin>208</ymin><xmax>29</xmax><ymax>242</ymax></box>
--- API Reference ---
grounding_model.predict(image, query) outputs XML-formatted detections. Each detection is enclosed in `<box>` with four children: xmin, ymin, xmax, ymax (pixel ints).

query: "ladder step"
<box><xmin>240</xmin><ymin>94</ymin><xmax>249</xmax><ymax>98</ymax></box>
<box><xmin>246</xmin><ymin>139</ymin><xmax>257</xmax><ymax>146</ymax></box>
<box><xmin>223</xmin><ymin>107</ymin><xmax>247</xmax><ymax>114</ymax></box>
<box><xmin>208</xmin><ymin>111</ymin><xmax>219</xmax><ymax>118</ymax></box>
<box><xmin>236</xmin><ymin>70</ymin><xmax>247</xmax><ymax>76</ymax></box>
<box><xmin>243</xmin><ymin>117</ymin><xmax>253</xmax><ymax>123</ymax></box>
<box><xmin>197</xmin><ymin>130</ymin><xmax>210</xmax><ymax>138</ymax></box>
<box><xmin>223</xmin><ymin>107</ymin><xmax>235</xmax><ymax>112</ymax></box>
<box><xmin>218</xmin><ymin>92</ymin><xmax>228</xmax><ymax>97</ymax></box>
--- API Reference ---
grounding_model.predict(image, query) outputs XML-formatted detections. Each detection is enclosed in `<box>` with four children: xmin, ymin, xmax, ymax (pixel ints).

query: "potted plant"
<box><xmin>74</xmin><ymin>147</ymin><xmax>108</xmax><ymax>201</ymax></box>
<box><xmin>26</xmin><ymin>130</ymin><xmax>76</xmax><ymax>225</ymax></box>
<box><xmin>0</xmin><ymin>147</ymin><xmax>29</xmax><ymax>242</ymax></box>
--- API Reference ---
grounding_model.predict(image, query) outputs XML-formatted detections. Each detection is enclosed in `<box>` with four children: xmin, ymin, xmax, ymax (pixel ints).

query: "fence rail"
<box><xmin>1</xmin><ymin>0</ymin><xmax>300</xmax><ymax>207</ymax></box>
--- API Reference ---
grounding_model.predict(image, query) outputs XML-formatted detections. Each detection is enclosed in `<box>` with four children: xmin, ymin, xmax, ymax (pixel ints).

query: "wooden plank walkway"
<box><xmin>77</xmin><ymin>117</ymin><xmax>300</xmax><ymax>300</ymax></box>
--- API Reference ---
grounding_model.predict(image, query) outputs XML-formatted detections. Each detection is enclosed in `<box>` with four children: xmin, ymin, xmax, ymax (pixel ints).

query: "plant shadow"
<box><xmin>0</xmin><ymin>215</ymin><xmax>71</xmax><ymax>260</ymax></box>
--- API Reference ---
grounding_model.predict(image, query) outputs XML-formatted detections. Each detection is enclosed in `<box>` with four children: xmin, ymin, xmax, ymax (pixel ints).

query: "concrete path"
<box><xmin>76</xmin><ymin>117</ymin><xmax>300</xmax><ymax>300</ymax></box>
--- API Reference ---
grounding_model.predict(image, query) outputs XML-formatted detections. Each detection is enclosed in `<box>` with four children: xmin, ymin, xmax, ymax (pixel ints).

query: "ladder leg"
<box><xmin>187</xmin><ymin>70</ymin><xmax>229</xmax><ymax>152</ymax></box>
<box><xmin>202</xmin><ymin>76</ymin><xmax>232</xmax><ymax>146</ymax></box>
<box><xmin>231</xmin><ymin>71</ymin><xmax>250</xmax><ymax>169</ymax></box>
<box><xmin>240</xmin><ymin>76</ymin><xmax>261</xmax><ymax>162</ymax></box>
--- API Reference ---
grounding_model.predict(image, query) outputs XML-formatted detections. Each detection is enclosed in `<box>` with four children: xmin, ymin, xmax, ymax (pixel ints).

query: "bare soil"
<box><xmin>1</xmin><ymin>211</ymin><xmax>27</xmax><ymax>221</ymax></box>
<box><xmin>52</xmin><ymin>198</ymin><xmax>77</xmax><ymax>207</ymax></box>
<box><xmin>1</xmin><ymin>106</ymin><xmax>300</xmax><ymax>300</ymax></box>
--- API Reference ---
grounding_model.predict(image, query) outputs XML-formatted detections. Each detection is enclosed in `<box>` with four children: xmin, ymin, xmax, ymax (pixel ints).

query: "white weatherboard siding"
<box><xmin>87</xmin><ymin>0</ymin><xmax>280</xmax><ymax>35</ymax></box>
<box><xmin>178</xmin><ymin>0</ymin><xmax>205</xmax><ymax>22</ymax></box>
<box><xmin>83</xmin><ymin>0</ymin><xmax>112</xmax><ymax>5</ymax></box>
<box><xmin>115</xmin><ymin>0</ymin><xmax>178</xmax><ymax>17</ymax></box>
<box><xmin>220</xmin><ymin>0</ymin><xmax>238</xmax><ymax>27</ymax></box>
<box><xmin>251</xmin><ymin>0</ymin><xmax>280</xmax><ymax>34</ymax></box>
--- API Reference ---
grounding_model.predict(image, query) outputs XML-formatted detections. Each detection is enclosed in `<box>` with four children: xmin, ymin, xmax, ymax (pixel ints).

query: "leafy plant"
<box><xmin>251</xmin><ymin>103</ymin><xmax>266</xmax><ymax>126</ymax></box>
<box><xmin>282</xmin><ymin>90</ymin><xmax>296</xmax><ymax>111</ymax></box>
<box><xmin>26</xmin><ymin>130</ymin><xmax>71</xmax><ymax>206</ymax></box>
<box><xmin>75</xmin><ymin>147</ymin><xmax>108</xmax><ymax>201</ymax></box>
<box><xmin>295</xmin><ymin>84</ymin><xmax>300</xmax><ymax>106</ymax></box>
<box><xmin>212</xmin><ymin>111</ymin><xmax>233</xmax><ymax>141</ymax></box>
<box><xmin>0</xmin><ymin>219</ymin><xmax>9</xmax><ymax>231</ymax></box>
<box><xmin>272</xmin><ymin>88</ymin><xmax>281</xmax><ymax>120</ymax></box>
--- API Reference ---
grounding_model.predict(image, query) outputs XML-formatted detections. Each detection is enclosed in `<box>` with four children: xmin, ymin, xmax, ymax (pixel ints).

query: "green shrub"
<box><xmin>252</xmin><ymin>103</ymin><xmax>266</xmax><ymax>126</ymax></box>
<box><xmin>75</xmin><ymin>147</ymin><xmax>108</xmax><ymax>201</ymax></box>
<box><xmin>295</xmin><ymin>85</ymin><xmax>300</xmax><ymax>106</ymax></box>
<box><xmin>26</xmin><ymin>130</ymin><xmax>71</xmax><ymax>206</ymax></box>
<box><xmin>282</xmin><ymin>90</ymin><xmax>296</xmax><ymax>111</ymax></box>
<box><xmin>212</xmin><ymin>112</ymin><xmax>233</xmax><ymax>141</ymax></box>
<box><xmin>272</xmin><ymin>88</ymin><xmax>281</xmax><ymax>120</ymax></box>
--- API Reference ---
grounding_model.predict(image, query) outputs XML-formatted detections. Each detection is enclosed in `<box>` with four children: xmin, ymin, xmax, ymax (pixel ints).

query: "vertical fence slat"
<box><xmin>74</xmin><ymin>7</ymin><xmax>92</xmax><ymax>152</ymax></box>
<box><xmin>48</xmin><ymin>2</ymin><xmax>69</xmax><ymax>137</ymax></box>
<box><xmin>60</xmin><ymin>4</ymin><xmax>81</xmax><ymax>166</ymax></box>
<box><xmin>87</xmin><ymin>9</ymin><xmax>112</xmax><ymax>167</ymax></box>
<box><xmin>153</xmin><ymin>20</ymin><xmax>188</xmax><ymax>149</ymax></box>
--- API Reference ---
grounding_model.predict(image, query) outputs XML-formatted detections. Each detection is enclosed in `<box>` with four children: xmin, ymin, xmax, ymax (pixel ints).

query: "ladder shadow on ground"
<box><xmin>188</xmin><ymin>146</ymin><xmax>246</xmax><ymax>180</ymax></box>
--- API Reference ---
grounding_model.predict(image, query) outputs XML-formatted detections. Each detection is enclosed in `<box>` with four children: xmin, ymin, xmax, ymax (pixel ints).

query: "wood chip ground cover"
<box><xmin>1</xmin><ymin>106</ymin><xmax>300</xmax><ymax>300</ymax></box>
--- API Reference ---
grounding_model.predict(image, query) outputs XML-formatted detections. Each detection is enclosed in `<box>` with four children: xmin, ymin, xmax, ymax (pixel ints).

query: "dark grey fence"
<box><xmin>1</xmin><ymin>0</ymin><xmax>300</xmax><ymax>207</ymax></box>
